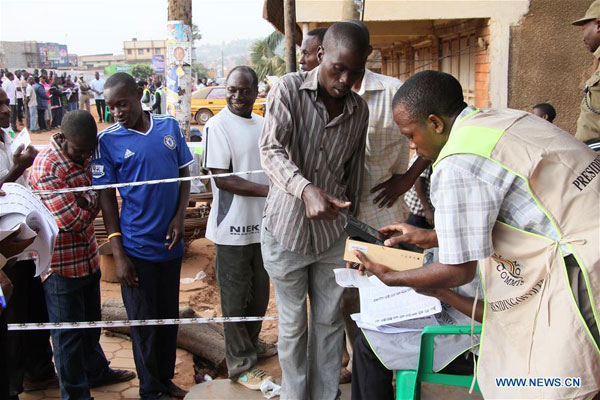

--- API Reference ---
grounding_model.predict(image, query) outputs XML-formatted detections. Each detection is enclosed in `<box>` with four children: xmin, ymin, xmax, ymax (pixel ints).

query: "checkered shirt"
<box><xmin>431</xmin><ymin>153</ymin><xmax>561</xmax><ymax>265</ymax></box>
<box><xmin>404</xmin><ymin>154</ymin><xmax>433</xmax><ymax>217</ymax></box>
<box><xmin>356</xmin><ymin>70</ymin><xmax>411</xmax><ymax>228</ymax></box>
<box><xmin>29</xmin><ymin>134</ymin><xmax>100</xmax><ymax>280</ymax></box>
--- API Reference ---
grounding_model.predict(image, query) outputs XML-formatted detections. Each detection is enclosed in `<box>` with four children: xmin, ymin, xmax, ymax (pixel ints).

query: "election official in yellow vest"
<box><xmin>351</xmin><ymin>71</ymin><xmax>600</xmax><ymax>399</ymax></box>
<box><xmin>574</xmin><ymin>0</ymin><xmax>600</xmax><ymax>143</ymax></box>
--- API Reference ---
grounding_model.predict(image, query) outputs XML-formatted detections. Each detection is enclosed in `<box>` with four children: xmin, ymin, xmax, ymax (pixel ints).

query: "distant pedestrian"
<box><xmin>33</xmin><ymin>77</ymin><xmax>50</xmax><ymax>131</ymax></box>
<box><xmin>25</xmin><ymin>77</ymin><xmax>38</xmax><ymax>132</ymax></box>
<box><xmin>78</xmin><ymin>75</ymin><xmax>91</xmax><ymax>112</ymax></box>
<box><xmin>1</xmin><ymin>72</ymin><xmax>17</xmax><ymax>131</ymax></box>
<box><xmin>15</xmin><ymin>71</ymin><xmax>24</xmax><ymax>127</ymax></box>
<box><xmin>152</xmin><ymin>81</ymin><xmax>165</xmax><ymax>114</ymax></box>
<box><xmin>49</xmin><ymin>78</ymin><xmax>64</xmax><ymax>128</ymax></box>
<box><xmin>64</xmin><ymin>77</ymin><xmax>79</xmax><ymax>112</ymax></box>
<box><xmin>90</xmin><ymin>72</ymin><xmax>106</xmax><ymax>122</ymax></box>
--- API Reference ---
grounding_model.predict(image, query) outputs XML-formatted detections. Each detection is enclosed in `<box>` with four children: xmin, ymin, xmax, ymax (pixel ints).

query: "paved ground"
<box><xmin>20</xmin><ymin>332</ymin><xmax>194</xmax><ymax>400</ymax></box>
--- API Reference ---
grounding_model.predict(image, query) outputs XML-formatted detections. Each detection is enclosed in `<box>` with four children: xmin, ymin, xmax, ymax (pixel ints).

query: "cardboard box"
<box><xmin>343</xmin><ymin>238</ymin><xmax>424</xmax><ymax>272</ymax></box>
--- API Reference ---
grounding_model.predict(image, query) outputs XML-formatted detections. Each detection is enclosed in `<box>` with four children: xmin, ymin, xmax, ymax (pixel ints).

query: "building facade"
<box><xmin>123</xmin><ymin>38</ymin><xmax>166</xmax><ymax>63</ymax></box>
<box><xmin>269</xmin><ymin>0</ymin><xmax>591</xmax><ymax>133</ymax></box>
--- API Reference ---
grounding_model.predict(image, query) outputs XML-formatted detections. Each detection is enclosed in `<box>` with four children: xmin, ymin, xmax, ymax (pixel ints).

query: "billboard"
<box><xmin>37</xmin><ymin>43</ymin><xmax>69</xmax><ymax>68</ymax></box>
<box><xmin>152</xmin><ymin>54</ymin><xmax>165</xmax><ymax>73</ymax></box>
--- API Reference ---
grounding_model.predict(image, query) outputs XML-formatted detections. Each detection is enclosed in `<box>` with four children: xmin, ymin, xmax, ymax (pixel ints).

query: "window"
<box><xmin>146</xmin><ymin>48</ymin><xmax>151</xmax><ymax>53</ymax></box>
<box><xmin>206</xmin><ymin>88</ymin><xmax>226</xmax><ymax>99</ymax></box>
<box><xmin>138</xmin><ymin>49</ymin><xmax>144</xmax><ymax>55</ymax></box>
<box><xmin>127</xmin><ymin>49</ymin><xmax>132</xmax><ymax>55</ymax></box>
<box><xmin>440</xmin><ymin>33</ymin><xmax>477</xmax><ymax>104</ymax></box>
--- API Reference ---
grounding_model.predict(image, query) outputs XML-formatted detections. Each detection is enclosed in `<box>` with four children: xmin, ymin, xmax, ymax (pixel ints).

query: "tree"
<box><xmin>130</xmin><ymin>64</ymin><xmax>153</xmax><ymax>79</ymax></box>
<box><xmin>250</xmin><ymin>31</ymin><xmax>285</xmax><ymax>81</ymax></box>
<box><xmin>191</xmin><ymin>23</ymin><xmax>202</xmax><ymax>43</ymax></box>
<box><xmin>192</xmin><ymin>63</ymin><xmax>209</xmax><ymax>79</ymax></box>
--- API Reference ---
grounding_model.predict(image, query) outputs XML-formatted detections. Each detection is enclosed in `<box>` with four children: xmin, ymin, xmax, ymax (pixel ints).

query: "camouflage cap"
<box><xmin>573</xmin><ymin>0</ymin><xmax>600</xmax><ymax>26</ymax></box>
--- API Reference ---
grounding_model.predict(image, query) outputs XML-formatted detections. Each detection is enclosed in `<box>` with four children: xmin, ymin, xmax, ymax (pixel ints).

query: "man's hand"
<box><xmin>114</xmin><ymin>254</ymin><xmax>138</xmax><ymax>288</ymax></box>
<box><xmin>13</xmin><ymin>145</ymin><xmax>38</xmax><ymax>171</ymax></box>
<box><xmin>0</xmin><ymin>226</ymin><xmax>35</xmax><ymax>259</ymax></box>
<box><xmin>352</xmin><ymin>250</ymin><xmax>395</xmax><ymax>283</ymax></box>
<box><xmin>0</xmin><ymin>271</ymin><xmax>13</xmax><ymax>303</ymax></box>
<box><xmin>379</xmin><ymin>223</ymin><xmax>437</xmax><ymax>249</ymax></box>
<box><xmin>301</xmin><ymin>184</ymin><xmax>351</xmax><ymax>220</ymax></box>
<box><xmin>165</xmin><ymin>215</ymin><xmax>184</xmax><ymax>250</ymax></box>
<box><xmin>371</xmin><ymin>173</ymin><xmax>414</xmax><ymax>208</ymax></box>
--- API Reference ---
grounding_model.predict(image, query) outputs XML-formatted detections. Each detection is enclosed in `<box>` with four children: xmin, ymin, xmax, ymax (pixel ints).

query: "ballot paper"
<box><xmin>0</xmin><ymin>183</ymin><xmax>58</xmax><ymax>276</ymax></box>
<box><xmin>9</xmin><ymin>128</ymin><xmax>31</xmax><ymax>155</ymax></box>
<box><xmin>350</xmin><ymin>313</ymin><xmax>439</xmax><ymax>334</ymax></box>
<box><xmin>334</xmin><ymin>268</ymin><xmax>441</xmax><ymax>326</ymax></box>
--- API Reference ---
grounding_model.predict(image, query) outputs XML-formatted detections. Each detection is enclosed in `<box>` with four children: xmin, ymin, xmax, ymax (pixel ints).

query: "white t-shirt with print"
<box><xmin>204</xmin><ymin>107</ymin><xmax>267</xmax><ymax>246</ymax></box>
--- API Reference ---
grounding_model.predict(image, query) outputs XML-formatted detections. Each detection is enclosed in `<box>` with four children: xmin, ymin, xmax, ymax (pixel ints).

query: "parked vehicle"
<box><xmin>191</xmin><ymin>86</ymin><xmax>266</xmax><ymax>124</ymax></box>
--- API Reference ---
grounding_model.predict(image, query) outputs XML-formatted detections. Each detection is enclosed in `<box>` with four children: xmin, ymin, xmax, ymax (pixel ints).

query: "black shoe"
<box><xmin>89</xmin><ymin>368</ymin><xmax>136</xmax><ymax>388</ymax></box>
<box><xmin>163</xmin><ymin>380</ymin><xmax>188</xmax><ymax>399</ymax></box>
<box><xmin>23</xmin><ymin>374</ymin><xmax>59</xmax><ymax>392</ymax></box>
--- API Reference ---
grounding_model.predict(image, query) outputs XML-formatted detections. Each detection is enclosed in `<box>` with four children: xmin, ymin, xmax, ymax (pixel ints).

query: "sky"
<box><xmin>0</xmin><ymin>0</ymin><xmax>276</xmax><ymax>55</ymax></box>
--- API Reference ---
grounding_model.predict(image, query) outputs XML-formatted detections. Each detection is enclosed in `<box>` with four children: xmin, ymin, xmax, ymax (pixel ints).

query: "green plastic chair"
<box><xmin>396</xmin><ymin>325</ymin><xmax>482</xmax><ymax>399</ymax></box>
<box><xmin>104</xmin><ymin>105</ymin><xmax>114</xmax><ymax>123</ymax></box>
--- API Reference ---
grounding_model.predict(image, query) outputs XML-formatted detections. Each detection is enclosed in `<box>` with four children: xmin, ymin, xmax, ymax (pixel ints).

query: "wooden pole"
<box><xmin>166</xmin><ymin>0</ymin><xmax>192</xmax><ymax>136</ymax></box>
<box><xmin>283</xmin><ymin>0</ymin><xmax>297</xmax><ymax>73</ymax></box>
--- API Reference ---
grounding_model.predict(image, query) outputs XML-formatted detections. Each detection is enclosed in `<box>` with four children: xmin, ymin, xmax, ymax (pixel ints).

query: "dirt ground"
<box><xmin>23</xmin><ymin>107</ymin><xmax>282</xmax><ymax>390</ymax></box>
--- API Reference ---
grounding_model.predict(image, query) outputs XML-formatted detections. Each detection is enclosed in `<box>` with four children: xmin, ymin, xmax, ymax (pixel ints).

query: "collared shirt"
<box><xmin>260</xmin><ymin>68</ymin><xmax>369</xmax><ymax>255</ymax></box>
<box><xmin>575</xmin><ymin>46</ymin><xmax>600</xmax><ymax>142</ymax></box>
<box><xmin>404</xmin><ymin>154</ymin><xmax>432</xmax><ymax>217</ymax></box>
<box><xmin>29</xmin><ymin>133</ymin><xmax>100</xmax><ymax>280</ymax></box>
<box><xmin>355</xmin><ymin>69</ymin><xmax>410</xmax><ymax>228</ymax></box>
<box><xmin>0</xmin><ymin>128</ymin><xmax>28</xmax><ymax>186</ymax></box>
<box><xmin>90</xmin><ymin>78</ymin><xmax>105</xmax><ymax>100</ymax></box>
<box><xmin>26</xmin><ymin>84</ymin><xmax>37</xmax><ymax>107</ymax></box>
<box><xmin>432</xmin><ymin>106</ymin><xmax>563</xmax><ymax>265</ymax></box>
<box><xmin>1</xmin><ymin>79</ymin><xmax>16</xmax><ymax>105</ymax></box>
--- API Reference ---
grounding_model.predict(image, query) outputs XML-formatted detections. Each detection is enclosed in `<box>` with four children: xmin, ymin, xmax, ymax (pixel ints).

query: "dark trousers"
<box><xmin>16</xmin><ymin>99</ymin><xmax>23</xmax><ymax>122</ymax></box>
<box><xmin>9</xmin><ymin>105</ymin><xmax>17</xmax><ymax>131</ymax></box>
<box><xmin>51</xmin><ymin>107</ymin><xmax>63</xmax><ymax>128</ymax></box>
<box><xmin>43</xmin><ymin>270</ymin><xmax>110</xmax><ymax>400</ymax></box>
<box><xmin>215</xmin><ymin>243</ymin><xmax>270</xmax><ymax>378</ymax></box>
<box><xmin>121</xmin><ymin>256</ymin><xmax>182</xmax><ymax>399</ymax></box>
<box><xmin>95</xmin><ymin>100</ymin><xmax>105</xmax><ymax>122</ymax></box>
<box><xmin>351</xmin><ymin>329</ymin><xmax>394</xmax><ymax>400</ymax></box>
<box><xmin>3</xmin><ymin>261</ymin><xmax>55</xmax><ymax>397</ymax></box>
<box><xmin>405</xmin><ymin>213</ymin><xmax>434</xmax><ymax>230</ymax></box>
<box><xmin>37</xmin><ymin>108</ymin><xmax>47</xmax><ymax>130</ymax></box>
<box><xmin>0</xmin><ymin>315</ymin><xmax>9</xmax><ymax>400</ymax></box>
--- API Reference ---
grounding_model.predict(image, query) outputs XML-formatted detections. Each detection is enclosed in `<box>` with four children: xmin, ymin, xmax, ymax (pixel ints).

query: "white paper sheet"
<box><xmin>335</xmin><ymin>268</ymin><xmax>442</xmax><ymax>326</ymax></box>
<box><xmin>351</xmin><ymin>313</ymin><xmax>439</xmax><ymax>333</ymax></box>
<box><xmin>10</xmin><ymin>128</ymin><xmax>31</xmax><ymax>155</ymax></box>
<box><xmin>0</xmin><ymin>183</ymin><xmax>58</xmax><ymax>276</ymax></box>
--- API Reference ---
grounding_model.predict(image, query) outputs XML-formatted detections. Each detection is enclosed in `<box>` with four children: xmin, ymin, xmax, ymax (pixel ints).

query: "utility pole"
<box><xmin>166</xmin><ymin>0</ymin><xmax>192</xmax><ymax>136</ymax></box>
<box><xmin>283</xmin><ymin>0</ymin><xmax>296</xmax><ymax>73</ymax></box>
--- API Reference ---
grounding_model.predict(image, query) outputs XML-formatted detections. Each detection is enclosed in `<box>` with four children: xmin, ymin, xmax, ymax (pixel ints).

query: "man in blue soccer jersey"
<box><xmin>92</xmin><ymin>72</ymin><xmax>193</xmax><ymax>400</ymax></box>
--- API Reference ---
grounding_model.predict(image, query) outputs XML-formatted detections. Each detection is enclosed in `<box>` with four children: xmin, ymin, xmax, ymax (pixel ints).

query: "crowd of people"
<box><xmin>0</xmin><ymin>69</ymin><xmax>102</xmax><ymax>134</ymax></box>
<box><xmin>0</xmin><ymin>4</ymin><xmax>600</xmax><ymax>400</ymax></box>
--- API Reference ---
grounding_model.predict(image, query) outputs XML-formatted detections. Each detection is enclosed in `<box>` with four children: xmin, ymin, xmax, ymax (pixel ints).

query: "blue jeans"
<box><xmin>121</xmin><ymin>256</ymin><xmax>182</xmax><ymax>399</ymax></box>
<box><xmin>43</xmin><ymin>270</ymin><xmax>110</xmax><ymax>400</ymax></box>
<box><xmin>29</xmin><ymin>105</ymin><xmax>38</xmax><ymax>131</ymax></box>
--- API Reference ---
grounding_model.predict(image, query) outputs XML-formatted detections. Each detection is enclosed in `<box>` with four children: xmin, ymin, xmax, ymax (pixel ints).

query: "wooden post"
<box><xmin>166</xmin><ymin>0</ymin><xmax>193</xmax><ymax>137</ymax></box>
<box><xmin>283</xmin><ymin>0</ymin><xmax>297</xmax><ymax>73</ymax></box>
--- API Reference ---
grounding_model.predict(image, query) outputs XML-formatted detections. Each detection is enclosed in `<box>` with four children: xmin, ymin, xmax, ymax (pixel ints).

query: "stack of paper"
<box><xmin>0</xmin><ymin>183</ymin><xmax>58</xmax><ymax>276</ymax></box>
<box><xmin>10</xmin><ymin>128</ymin><xmax>31</xmax><ymax>155</ymax></box>
<box><xmin>334</xmin><ymin>268</ymin><xmax>441</xmax><ymax>330</ymax></box>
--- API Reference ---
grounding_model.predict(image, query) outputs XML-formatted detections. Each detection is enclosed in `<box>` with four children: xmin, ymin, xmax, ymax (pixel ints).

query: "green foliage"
<box><xmin>130</xmin><ymin>64</ymin><xmax>154</xmax><ymax>79</ymax></box>
<box><xmin>192</xmin><ymin>63</ymin><xmax>209</xmax><ymax>78</ymax></box>
<box><xmin>250</xmin><ymin>31</ymin><xmax>285</xmax><ymax>81</ymax></box>
<box><xmin>191</xmin><ymin>23</ymin><xmax>202</xmax><ymax>43</ymax></box>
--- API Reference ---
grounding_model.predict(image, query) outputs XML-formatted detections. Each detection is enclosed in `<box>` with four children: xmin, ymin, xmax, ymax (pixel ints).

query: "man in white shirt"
<box><xmin>15</xmin><ymin>71</ymin><xmax>24</xmax><ymax>128</ymax></box>
<box><xmin>1</xmin><ymin>72</ymin><xmax>17</xmax><ymax>131</ymax></box>
<box><xmin>90</xmin><ymin>72</ymin><xmax>106</xmax><ymax>123</ymax></box>
<box><xmin>204</xmin><ymin>66</ymin><xmax>274</xmax><ymax>390</ymax></box>
<box><xmin>25</xmin><ymin>77</ymin><xmax>38</xmax><ymax>132</ymax></box>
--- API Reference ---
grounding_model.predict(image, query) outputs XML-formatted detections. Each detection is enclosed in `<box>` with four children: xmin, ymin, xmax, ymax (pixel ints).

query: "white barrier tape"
<box><xmin>31</xmin><ymin>170</ymin><xmax>265</xmax><ymax>195</ymax></box>
<box><xmin>7</xmin><ymin>315</ymin><xmax>277</xmax><ymax>331</ymax></box>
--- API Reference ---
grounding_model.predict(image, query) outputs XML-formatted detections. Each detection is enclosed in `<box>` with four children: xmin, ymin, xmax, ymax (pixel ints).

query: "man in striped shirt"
<box><xmin>259</xmin><ymin>22</ymin><xmax>370</xmax><ymax>399</ymax></box>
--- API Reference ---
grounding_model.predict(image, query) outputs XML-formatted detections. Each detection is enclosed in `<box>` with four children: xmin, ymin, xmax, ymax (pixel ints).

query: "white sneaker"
<box><xmin>236</xmin><ymin>367</ymin><xmax>272</xmax><ymax>391</ymax></box>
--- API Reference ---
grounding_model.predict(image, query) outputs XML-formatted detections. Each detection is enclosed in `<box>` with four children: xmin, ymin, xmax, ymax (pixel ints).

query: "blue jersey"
<box><xmin>92</xmin><ymin>113</ymin><xmax>193</xmax><ymax>262</ymax></box>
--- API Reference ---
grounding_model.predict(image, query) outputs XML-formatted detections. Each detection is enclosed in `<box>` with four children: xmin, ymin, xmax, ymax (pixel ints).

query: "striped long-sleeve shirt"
<box><xmin>259</xmin><ymin>68</ymin><xmax>369</xmax><ymax>255</ymax></box>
